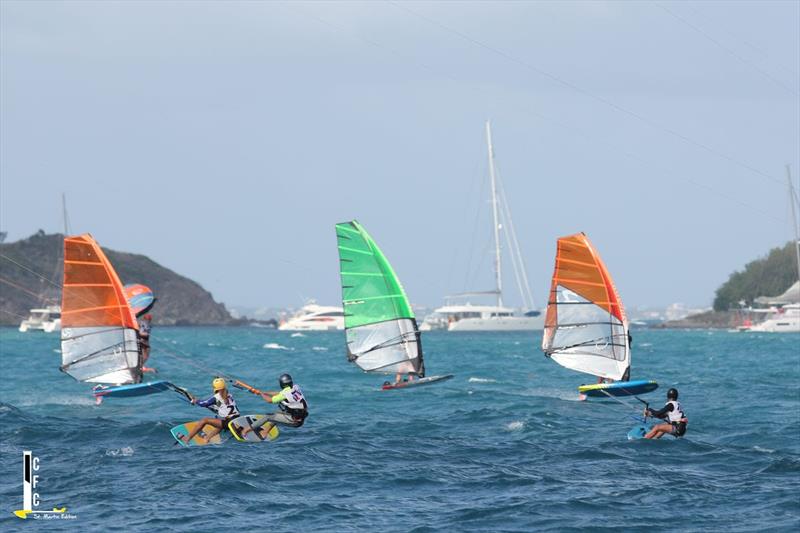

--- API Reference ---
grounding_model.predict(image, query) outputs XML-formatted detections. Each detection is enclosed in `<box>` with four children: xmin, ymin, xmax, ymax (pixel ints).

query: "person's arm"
<box><xmin>646</xmin><ymin>403</ymin><xmax>673</xmax><ymax>419</ymax></box>
<box><xmin>259</xmin><ymin>390</ymin><xmax>284</xmax><ymax>403</ymax></box>
<box><xmin>194</xmin><ymin>395</ymin><xmax>215</xmax><ymax>408</ymax></box>
<box><xmin>270</xmin><ymin>391</ymin><xmax>287</xmax><ymax>404</ymax></box>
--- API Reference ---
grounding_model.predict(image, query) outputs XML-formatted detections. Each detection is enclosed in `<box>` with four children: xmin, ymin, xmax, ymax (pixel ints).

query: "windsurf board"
<box><xmin>578</xmin><ymin>379</ymin><xmax>658</xmax><ymax>398</ymax></box>
<box><xmin>381</xmin><ymin>374</ymin><xmax>454</xmax><ymax>391</ymax></box>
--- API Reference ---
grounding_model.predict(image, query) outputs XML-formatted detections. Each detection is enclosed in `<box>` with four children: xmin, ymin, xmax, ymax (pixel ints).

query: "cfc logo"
<box><xmin>13</xmin><ymin>451</ymin><xmax>74</xmax><ymax>520</ymax></box>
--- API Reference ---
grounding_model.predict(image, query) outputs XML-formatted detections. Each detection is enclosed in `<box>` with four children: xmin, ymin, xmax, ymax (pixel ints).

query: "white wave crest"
<box><xmin>290</xmin><ymin>333</ymin><xmax>305</xmax><ymax>338</ymax></box>
<box><xmin>263</xmin><ymin>343</ymin><xmax>291</xmax><ymax>351</ymax></box>
<box><xmin>106</xmin><ymin>447</ymin><xmax>135</xmax><ymax>457</ymax></box>
<box><xmin>506</xmin><ymin>421</ymin><xmax>525</xmax><ymax>431</ymax></box>
<box><xmin>468</xmin><ymin>377</ymin><xmax>496</xmax><ymax>383</ymax></box>
<box><xmin>312</xmin><ymin>346</ymin><xmax>328</xmax><ymax>352</ymax></box>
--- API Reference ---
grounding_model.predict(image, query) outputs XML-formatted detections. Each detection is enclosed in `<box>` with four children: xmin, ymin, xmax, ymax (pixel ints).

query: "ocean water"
<box><xmin>1</xmin><ymin>327</ymin><xmax>798</xmax><ymax>532</ymax></box>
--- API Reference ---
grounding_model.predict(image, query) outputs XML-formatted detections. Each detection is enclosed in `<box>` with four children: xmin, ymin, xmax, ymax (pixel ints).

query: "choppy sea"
<box><xmin>1</xmin><ymin>327</ymin><xmax>798</xmax><ymax>532</ymax></box>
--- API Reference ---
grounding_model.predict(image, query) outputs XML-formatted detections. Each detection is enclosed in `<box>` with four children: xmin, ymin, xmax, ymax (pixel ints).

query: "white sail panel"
<box><xmin>346</xmin><ymin>318</ymin><xmax>422</xmax><ymax>374</ymax></box>
<box><xmin>61</xmin><ymin>326</ymin><xmax>141</xmax><ymax>384</ymax></box>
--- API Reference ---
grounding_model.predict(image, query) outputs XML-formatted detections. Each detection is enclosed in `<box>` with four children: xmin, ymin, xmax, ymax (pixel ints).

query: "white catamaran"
<box><xmin>421</xmin><ymin>121</ymin><xmax>544</xmax><ymax>331</ymax></box>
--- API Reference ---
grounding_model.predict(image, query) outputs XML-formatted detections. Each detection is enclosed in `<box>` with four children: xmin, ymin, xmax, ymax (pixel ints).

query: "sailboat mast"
<box><xmin>61</xmin><ymin>193</ymin><xmax>71</xmax><ymax>235</ymax></box>
<box><xmin>787</xmin><ymin>165</ymin><xmax>800</xmax><ymax>285</ymax></box>
<box><xmin>486</xmin><ymin>120</ymin><xmax>503</xmax><ymax>308</ymax></box>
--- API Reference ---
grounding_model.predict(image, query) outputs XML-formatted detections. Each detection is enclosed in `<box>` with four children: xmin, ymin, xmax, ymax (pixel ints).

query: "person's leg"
<box><xmin>395</xmin><ymin>372</ymin><xmax>402</xmax><ymax>384</ymax></box>
<box><xmin>644</xmin><ymin>423</ymin><xmax>672</xmax><ymax>439</ymax></box>
<box><xmin>243</xmin><ymin>413</ymin><xmax>279</xmax><ymax>437</ymax></box>
<box><xmin>199</xmin><ymin>419</ymin><xmax>225</xmax><ymax>442</ymax></box>
<box><xmin>181</xmin><ymin>417</ymin><xmax>217</xmax><ymax>442</ymax></box>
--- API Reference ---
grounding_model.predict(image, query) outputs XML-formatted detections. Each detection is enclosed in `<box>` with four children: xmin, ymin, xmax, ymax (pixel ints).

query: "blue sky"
<box><xmin>1</xmin><ymin>0</ymin><xmax>798</xmax><ymax>310</ymax></box>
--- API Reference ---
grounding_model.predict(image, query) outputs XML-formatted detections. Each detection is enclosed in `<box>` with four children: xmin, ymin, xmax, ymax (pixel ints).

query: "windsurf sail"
<box><xmin>542</xmin><ymin>232</ymin><xmax>630</xmax><ymax>381</ymax></box>
<box><xmin>335</xmin><ymin>220</ymin><xmax>424</xmax><ymax>376</ymax></box>
<box><xmin>60</xmin><ymin>234</ymin><xmax>142</xmax><ymax>384</ymax></box>
<box><xmin>123</xmin><ymin>284</ymin><xmax>156</xmax><ymax>316</ymax></box>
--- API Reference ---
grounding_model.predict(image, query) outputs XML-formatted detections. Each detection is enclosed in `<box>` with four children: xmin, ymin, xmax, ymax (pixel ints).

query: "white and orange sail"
<box><xmin>542</xmin><ymin>233</ymin><xmax>630</xmax><ymax>381</ymax></box>
<box><xmin>60</xmin><ymin>234</ymin><xmax>142</xmax><ymax>384</ymax></box>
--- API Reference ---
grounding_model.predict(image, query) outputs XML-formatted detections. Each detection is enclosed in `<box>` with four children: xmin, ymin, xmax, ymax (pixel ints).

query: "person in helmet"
<box><xmin>177</xmin><ymin>378</ymin><xmax>240</xmax><ymax>444</ymax></box>
<box><xmin>240</xmin><ymin>373</ymin><xmax>308</xmax><ymax>439</ymax></box>
<box><xmin>643</xmin><ymin>388</ymin><xmax>688</xmax><ymax>439</ymax></box>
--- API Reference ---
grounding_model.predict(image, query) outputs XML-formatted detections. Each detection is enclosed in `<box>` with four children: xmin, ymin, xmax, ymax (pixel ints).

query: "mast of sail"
<box><xmin>336</xmin><ymin>221</ymin><xmax>424</xmax><ymax>377</ymax></box>
<box><xmin>486</xmin><ymin>120</ymin><xmax>503</xmax><ymax>308</ymax></box>
<box><xmin>61</xmin><ymin>234</ymin><xmax>142</xmax><ymax>384</ymax></box>
<box><xmin>787</xmin><ymin>165</ymin><xmax>800</xmax><ymax>286</ymax></box>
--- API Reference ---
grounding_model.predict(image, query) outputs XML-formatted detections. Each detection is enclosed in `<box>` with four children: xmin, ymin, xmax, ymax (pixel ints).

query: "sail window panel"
<box><xmin>346</xmin><ymin>318</ymin><xmax>420</xmax><ymax>374</ymax></box>
<box><xmin>64</xmin><ymin>239</ymin><xmax>101</xmax><ymax>262</ymax></box>
<box><xmin>63</xmin><ymin>262</ymin><xmax>111</xmax><ymax>285</ymax></box>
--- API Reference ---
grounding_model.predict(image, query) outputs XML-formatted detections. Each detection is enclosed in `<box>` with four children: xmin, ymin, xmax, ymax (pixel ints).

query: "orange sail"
<box><xmin>542</xmin><ymin>233</ymin><xmax>630</xmax><ymax>381</ymax></box>
<box><xmin>60</xmin><ymin>234</ymin><xmax>141</xmax><ymax>384</ymax></box>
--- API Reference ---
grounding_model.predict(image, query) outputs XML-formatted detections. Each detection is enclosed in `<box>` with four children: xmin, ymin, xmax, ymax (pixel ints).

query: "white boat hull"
<box><xmin>748</xmin><ymin>319</ymin><xmax>800</xmax><ymax>333</ymax></box>
<box><xmin>19</xmin><ymin>318</ymin><xmax>61</xmax><ymax>333</ymax></box>
<box><xmin>278</xmin><ymin>323</ymin><xmax>342</xmax><ymax>331</ymax></box>
<box><xmin>447</xmin><ymin>315</ymin><xmax>544</xmax><ymax>331</ymax></box>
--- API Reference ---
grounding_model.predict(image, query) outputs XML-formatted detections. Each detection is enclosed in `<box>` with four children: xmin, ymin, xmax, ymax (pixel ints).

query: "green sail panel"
<box><xmin>336</xmin><ymin>221</ymin><xmax>424</xmax><ymax>376</ymax></box>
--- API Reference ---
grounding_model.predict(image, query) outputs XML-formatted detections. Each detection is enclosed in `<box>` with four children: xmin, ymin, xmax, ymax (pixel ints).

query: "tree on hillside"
<box><xmin>713</xmin><ymin>242</ymin><xmax>798</xmax><ymax>311</ymax></box>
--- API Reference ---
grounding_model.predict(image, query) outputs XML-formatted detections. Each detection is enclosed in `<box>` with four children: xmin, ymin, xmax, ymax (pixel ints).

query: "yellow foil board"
<box><xmin>170</xmin><ymin>421</ymin><xmax>227</xmax><ymax>447</ymax></box>
<box><xmin>228</xmin><ymin>414</ymin><xmax>280</xmax><ymax>443</ymax></box>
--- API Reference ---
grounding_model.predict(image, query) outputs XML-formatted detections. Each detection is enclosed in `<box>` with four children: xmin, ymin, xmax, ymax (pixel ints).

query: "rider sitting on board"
<box><xmin>644</xmin><ymin>388</ymin><xmax>687</xmax><ymax>439</ymax></box>
<box><xmin>179</xmin><ymin>378</ymin><xmax>240</xmax><ymax>444</ymax></box>
<box><xmin>240</xmin><ymin>373</ymin><xmax>308</xmax><ymax>439</ymax></box>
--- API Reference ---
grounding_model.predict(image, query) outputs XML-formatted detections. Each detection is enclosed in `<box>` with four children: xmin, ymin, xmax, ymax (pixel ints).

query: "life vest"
<box><xmin>278</xmin><ymin>385</ymin><xmax>308</xmax><ymax>419</ymax></box>
<box><xmin>213</xmin><ymin>392</ymin><xmax>239</xmax><ymax>419</ymax></box>
<box><xmin>666</xmin><ymin>400</ymin><xmax>686</xmax><ymax>423</ymax></box>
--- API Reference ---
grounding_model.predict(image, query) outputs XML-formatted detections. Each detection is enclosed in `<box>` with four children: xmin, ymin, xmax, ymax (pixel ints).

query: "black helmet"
<box><xmin>279</xmin><ymin>373</ymin><xmax>293</xmax><ymax>389</ymax></box>
<box><xmin>667</xmin><ymin>388</ymin><xmax>679</xmax><ymax>400</ymax></box>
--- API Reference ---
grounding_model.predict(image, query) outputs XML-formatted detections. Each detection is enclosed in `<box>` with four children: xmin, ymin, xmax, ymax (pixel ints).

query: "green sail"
<box><xmin>335</xmin><ymin>221</ymin><xmax>423</xmax><ymax>376</ymax></box>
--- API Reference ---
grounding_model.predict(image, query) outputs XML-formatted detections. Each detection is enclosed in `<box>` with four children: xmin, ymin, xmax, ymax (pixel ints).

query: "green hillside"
<box><xmin>713</xmin><ymin>241</ymin><xmax>798</xmax><ymax>311</ymax></box>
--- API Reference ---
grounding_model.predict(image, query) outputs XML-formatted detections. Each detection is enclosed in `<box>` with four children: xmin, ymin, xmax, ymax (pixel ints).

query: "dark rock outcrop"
<box><xmin>0</xmin><ymin>231</ymin><xmax>234</xmax><ymax>326</ymax></box>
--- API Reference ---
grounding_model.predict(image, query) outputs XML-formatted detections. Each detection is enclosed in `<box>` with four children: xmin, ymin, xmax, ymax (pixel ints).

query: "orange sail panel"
<box><xmin>542</xmin><ymin>233</ymin><xmax>630</xmax><ymax>381</ymax></box>
<box><xmin>60</xmin><ymin>234</ymin><xmax>142</xmax><ymax>384</ymax></box>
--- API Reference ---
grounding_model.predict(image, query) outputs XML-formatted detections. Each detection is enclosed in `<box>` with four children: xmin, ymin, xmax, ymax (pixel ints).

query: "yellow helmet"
<box><xmin>212</xmin><ymin>378</ymin><xmax>227</xmax><ymax>391</ymax></box>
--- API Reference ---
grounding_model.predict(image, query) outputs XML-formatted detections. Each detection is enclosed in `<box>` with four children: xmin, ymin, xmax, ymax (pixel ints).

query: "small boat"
<box><xmin>278</xmin><ymin>302</ymin><xmax>344</xmax><ymax>331</ymax></box>
<box><xmin>18</xmin><ymin>305</ymin><xmax>61</xmax><ymax>332</ymax></box>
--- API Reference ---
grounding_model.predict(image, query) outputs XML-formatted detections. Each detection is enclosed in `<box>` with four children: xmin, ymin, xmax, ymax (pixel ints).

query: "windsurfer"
<box><xmin>179</xmin><ymin>378</ymin><xmax>240</xmax><ymax>444</ymax></box>
<box><xmin>138</xmin><ymin>314</ymin><xmax>154</xmax><ymax>373</ymax></box>
<box><xmin>240</xmin><ymin>373</ymin><xmax>308</xmax><ymax>439</ymax></box>
<box><xmin>643</xmin><ymin>388</ymin><xmax>687</xmax><ymax>439</ymax></box>
<box><xmin>394</xmin><ymin>372</ymin><xmax>415</xmax><ymax>384</ymax></box>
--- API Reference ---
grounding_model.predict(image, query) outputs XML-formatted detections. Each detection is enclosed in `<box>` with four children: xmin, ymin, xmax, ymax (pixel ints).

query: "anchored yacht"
<box><xmin>422</xmin><ymin>121</ymin><xmax>544</xmax><ymax>332</ymax></box>
<box><xmin>19</xmin><ymin>305</ymin><xmax>61</xmax><ymax>333</ymax></box>
<box><xmin>278</xmin><ymin>303</ymin><xmax>344</xmax><ymax>331</ymax></box>
<box><xmin>748</xmin><ymin>304</ymin><xmax>800</xmax><ymax>332</ymax></box>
